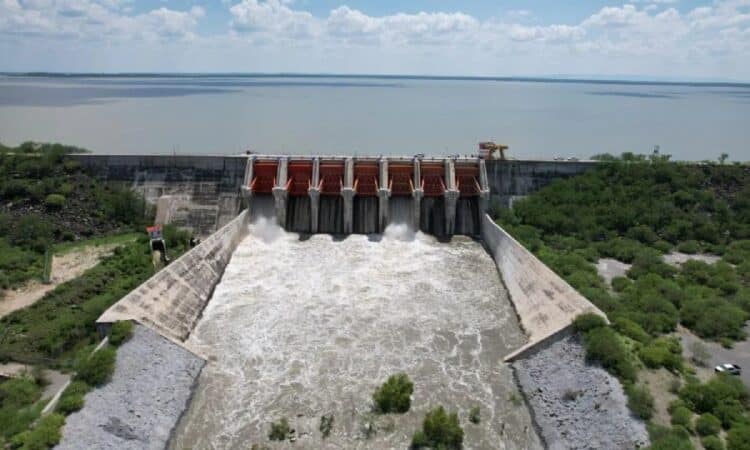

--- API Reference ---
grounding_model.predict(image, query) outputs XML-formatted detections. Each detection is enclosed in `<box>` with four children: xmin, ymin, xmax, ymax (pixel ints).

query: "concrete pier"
<box><xmin>377</xmin><ymin>158</ymin><xmax>390</xmax><ymax>232</ymax></box>
<box><xmin>342</xmin><ymin>158</ymin><xmax>355</xmax><ymax>234</ymax></box>
<box><xmin>309</xmin><ymin>158</ymin><xmax>321</xmax><ymax>234</ymax></box>
<box><xmin>272</xmin><ymin>157</ymin><xmax>289</xmax><ymax>226</ymax></box>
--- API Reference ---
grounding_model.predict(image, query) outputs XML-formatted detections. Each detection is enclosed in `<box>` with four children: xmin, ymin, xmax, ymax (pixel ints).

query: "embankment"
<box><xmin>97</xmin><ymin>209</ymin><xmax>249</xmax><ymax>343</ymax></box>
<box><xmin>480</xmin><ymin>214</ymin><xmax>604</xmax><ymax>360</ymax></box>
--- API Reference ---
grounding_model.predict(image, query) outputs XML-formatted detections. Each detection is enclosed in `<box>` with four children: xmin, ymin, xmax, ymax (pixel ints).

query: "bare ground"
<box><xmin>0</xmin><ymin>243</ymin><xmax>120</xmax><ymax>319</ymax></box>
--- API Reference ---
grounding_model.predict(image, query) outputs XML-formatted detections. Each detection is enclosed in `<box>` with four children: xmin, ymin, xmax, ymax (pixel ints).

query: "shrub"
<box><xmin>612</xmin><ymin>316</ymin><xmax>650</xmax><ymax>343</ymax></box>
<box><xmin>109</xmin><ymin>321</ymin><xmax>133</xmax><ymax>347</ymax></box>
<box><xmin>56</xmin><ymin>381</ymin><xmax>90</xmax><ymax>415</ymax></box>
<box><xmin>319</xmin><ymin>414</ymin><xmax>334</xmax><ymax>438</ymax></box>
<box><xmin>572</xmin><ymin>313</ymin><xmax>607</xmax><ymax>333</ymax></box>
<box><xmin>712</xmin><ymin>399</ymin><xmax>747</xmax><ymax>429</ymax></box>
<box><xmin>268</xmin><ymin>417</ymin><xmax>290</xmax><ymax>441</ymax></box>
<box><xmin>677</xmin><ymin>240</ymin><xmax>701</xmax><ymax>254</ymax></box>
<box><xmin>638</xmin><ymin>338</ymin><xmax>683</xmax><ymax>372</ymax></box>
<box><xmin>411</xmin><ymin>406</ymin><xmax>463</xmax><ymax>450</ymax></box>
<box><xmin>75</xmin><ymin>347</ymin><xmax>116</xmax><ymax>387</ymax></box>
<box><xmin>625</xmin><ymin>384</ymin><xmax>654</xmax><ymax>420</ymax></box>
<box><xmin>727</xmin><ymin>424</ymin><xmax>750</xmax><ymax>450</ymax></box>
<box><xmin>44</xmin><ymin>194</ymin><xmax>65</xmax><ymax>209</ymax></box>
<box><xmin>701</xmin><ymin>435</ymin><xmax>725</xmax><ymax>450</ymax></box>
<box><xmin>583</xmin><ymin>326</ymin><xmax>637</xmax><ymax>382</ymax></box>
<box><xmin>670</xmin><ymin>406</ymin><xmax>692</xmax><ymax>429</ymax></box>
<box><xmin>695</xmin><ymin>413</ymin><xmax>721</xmax><ymax>436</ymax></box>
<box><xmin>13</xmin><ymin>412</ymin><xmax>65</xmax><ymax>450</ymax></box>
<box><xmin>679</xmin><ymin>375</ymin><xmax>748</xmax><ymax>415</ymax></box>
<box><xmin>611</xmin><ymin>276</ymin><xmax>631</xmax><ymax>293</ymax></box>
<box><xmin>468</xmin><ymin>406</ymin><xmax>480</xmax><ymax>424</ymax></box>
<box><xmin>373</xmin><ymin>373</ymin><xmax>414</xmax><ymax>414</ymax></box>
<box><xmin>0</xmin><ymin>378</ymin><xmax>41</xmax><ymax>407</ymax></box>
<box><xmin>647</xmin><ymin>425</ymin><xmax>693</xmax><ymax>450</ymax></box>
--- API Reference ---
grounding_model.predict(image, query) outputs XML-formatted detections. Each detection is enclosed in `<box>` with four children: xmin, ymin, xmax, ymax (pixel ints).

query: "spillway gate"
<box><xmin>241</xmin><ymin>155</ymin><xmax>490</xmax><ymax>236</ymax></box>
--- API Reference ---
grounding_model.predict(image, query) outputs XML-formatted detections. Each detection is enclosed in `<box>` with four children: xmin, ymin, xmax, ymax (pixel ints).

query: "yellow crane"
<box><xmin>478</xmin><ymin>142</ymin><xmax>509</xmax><ymax>160</ymax></box>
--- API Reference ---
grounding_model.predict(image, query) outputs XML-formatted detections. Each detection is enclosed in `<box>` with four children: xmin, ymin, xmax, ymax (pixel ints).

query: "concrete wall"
<box><xmin>481</xmin><ymin>214</ymin><xmax>605</xmax><ymax>360</ymax></box>
<box><xmin>97</xmin><ymin>209</ymin><xmax>249</xmax><ymax>343</ymax></box>
<box><xmin>71</xmin><ymin>154</ymin><xmax>245</xmax><ymax>236</ymax></box>
<box><xmin>484</xmin><ymin>160</ymin><xmax>596</xmax><ymax>208</ymax></box>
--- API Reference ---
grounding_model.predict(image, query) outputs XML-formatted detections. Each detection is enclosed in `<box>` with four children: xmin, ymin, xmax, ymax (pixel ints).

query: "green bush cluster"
<box><xmin>11</xmin><ymin>412</ymin><xmax>65</xmax><ymax>450</ymax></box>
<box><xmin>109</xmin><ymin>321</ymin><xmax>134</xmax><ymax>347</ymax></box>
<box><xmin>701</xmin><ymin>435</ymin><xmax>725</xmax><ymax>450</ymax></box>
<box><xmin>0</xmin><ymin>143</ymin><xmax>151</xmax><ymax>288</ymax></box>
<box><xmin>625</xmin><ymin>384</ymin><xmax>655</xmax><ymax>421</ymax></box>
<box><xmin>75</xmin><ymin>347</ymin><xmax>116</xmax><ymax>387</ymax></box>
<box><xmin>497</xmin><ymin>159</ymin><xmax>750</xmax><ymax>345</ymax></box>
<box><xmin>268</xmin><ymin>417</ymin><xmax>290</xmax><ymax>441</ymax></box>
<box><xmin>638</xmin><ymin>337</ymin><xmax>683</xmax><ymax>372</ymax></box>
<box><xmin>373</xmin><ymin>373</ymin><xmax>414</xmax><ymax>414</ymax></box>
<box><xmin>411</xmin><ymin>406</ymin><xmax>463</xmax><ymax>450</ymax></box>
<box><xmin>647</xmin><ymin>424</ymin><xmax>694</xmax><ymax>450</ymax></box>
<box><xmin>582</xmin><ymin>325</ymin><xmax>636</xmax><ymax>383</ymax></box>
<box><xmin>0</xmin><ymin>377</ymin><xmax>44</xmax><ymax>441</ymax></box>
<box><xmin>695</xmin><ymin>413</ymin><xmax>721</xmax><ymax>436</ymax></box>
<box><xmin>56</xmin><ymin>381</ymin><xmax>91</xmax><ymax>415</ymax></box>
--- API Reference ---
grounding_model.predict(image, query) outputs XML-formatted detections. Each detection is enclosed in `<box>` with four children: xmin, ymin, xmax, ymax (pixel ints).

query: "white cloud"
<box><xmin>0</xmin><ymin>0</ymin><xmax>204</xmax><ymax>40</ymax></box>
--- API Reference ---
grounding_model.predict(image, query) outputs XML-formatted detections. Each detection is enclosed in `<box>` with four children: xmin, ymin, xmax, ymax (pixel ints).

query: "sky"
<box><xmin>1</xmin><ymin>0</ymin><xmax>750</xmax><ymax>80</ymax></box>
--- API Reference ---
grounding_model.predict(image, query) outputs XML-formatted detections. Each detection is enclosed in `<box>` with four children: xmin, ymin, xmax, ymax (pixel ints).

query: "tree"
<box><xmin>719</xmin><ymin>153</ymin><xmax>729</xmax><ymax>165</ymax></box>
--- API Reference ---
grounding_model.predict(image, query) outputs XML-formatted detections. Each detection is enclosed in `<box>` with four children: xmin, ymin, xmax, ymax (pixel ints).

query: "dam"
<box><xmin>56</xmin><ymin>153</ymin><xmax>651</xmax><ymax>450</ymax></box>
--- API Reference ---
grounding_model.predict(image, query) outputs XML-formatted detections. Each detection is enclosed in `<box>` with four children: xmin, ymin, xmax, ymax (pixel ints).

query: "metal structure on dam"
<box><xmin>241</xmin><ymin>155</ymin><xmax>490</xmax><ymax>236</ymax></box>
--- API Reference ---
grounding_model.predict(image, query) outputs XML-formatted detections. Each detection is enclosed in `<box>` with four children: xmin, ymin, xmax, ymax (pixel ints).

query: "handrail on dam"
<box><xmin>242</xmin><ymin>155</ymin><xmax>491</xmax><ymax>236</ymax></box>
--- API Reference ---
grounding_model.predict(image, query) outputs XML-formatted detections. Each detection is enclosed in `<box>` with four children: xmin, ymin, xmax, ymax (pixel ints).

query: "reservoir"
<box><xmin>1</xmin><ymin>75</ymin><xmax>749</xmax><ymax>160</ymax></box>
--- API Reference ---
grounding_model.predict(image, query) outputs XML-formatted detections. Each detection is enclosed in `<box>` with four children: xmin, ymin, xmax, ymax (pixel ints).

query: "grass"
<box><xmin>52</xmin><ymin>232</ymin><xmax>140</xmax><ymax>256</ymax></box>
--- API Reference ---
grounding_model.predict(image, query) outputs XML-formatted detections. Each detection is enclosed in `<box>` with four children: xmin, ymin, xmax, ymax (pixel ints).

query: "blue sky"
<box><xmin>1</xmin><ymin>0</ymin><xmax>750</xmax><ymax>80</ymax></box>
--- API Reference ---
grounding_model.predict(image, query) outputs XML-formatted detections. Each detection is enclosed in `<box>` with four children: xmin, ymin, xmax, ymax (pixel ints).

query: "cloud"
<box><xmin>0</xmin><ymin>0</ymin><xmax>204</xmax><ymax>40</ymax></box>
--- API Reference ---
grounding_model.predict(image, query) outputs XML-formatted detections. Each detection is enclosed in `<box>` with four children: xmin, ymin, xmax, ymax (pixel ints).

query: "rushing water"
<box><xmin>1</xmin><ymin>75</ymin><xmax>749</xmax><ymax>160</ymax></box>
<box><xmin>170</xmin><ymin>216</ymin><xmax>540</xmax><ymax>449</ymax></box>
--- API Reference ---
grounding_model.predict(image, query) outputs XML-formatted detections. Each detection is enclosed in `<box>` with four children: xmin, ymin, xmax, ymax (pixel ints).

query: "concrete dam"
<box><xmin>57</xmin><ymin>154</ymin><xmax>650</xmax><ymax>449</ymax></box>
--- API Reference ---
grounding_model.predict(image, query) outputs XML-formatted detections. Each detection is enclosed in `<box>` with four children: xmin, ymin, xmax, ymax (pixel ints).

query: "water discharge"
<box><xmin>170</xmin><ymin>217</ymin><xmax>541</xmax><ymax>449</ymax></box>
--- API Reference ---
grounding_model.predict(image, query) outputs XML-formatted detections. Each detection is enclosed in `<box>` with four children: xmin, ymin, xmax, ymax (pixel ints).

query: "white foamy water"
<box><xmin>171</xmin><ymin>223</ymin><xmax>541</xmax><ymax>449</ymax></box>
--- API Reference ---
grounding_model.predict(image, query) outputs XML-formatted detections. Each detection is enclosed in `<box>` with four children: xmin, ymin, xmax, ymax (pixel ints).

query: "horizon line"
<box><xmin>2</xmin><ymin>72</ymin><xmax>750</xmax><ymax>89</ymax></box>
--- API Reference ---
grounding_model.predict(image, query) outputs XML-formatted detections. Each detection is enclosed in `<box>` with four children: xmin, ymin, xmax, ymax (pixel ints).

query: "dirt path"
<box><xmin>0</xmin><ymin>243</ymin><xmax>121</xmax><ymax>319</ymax></box>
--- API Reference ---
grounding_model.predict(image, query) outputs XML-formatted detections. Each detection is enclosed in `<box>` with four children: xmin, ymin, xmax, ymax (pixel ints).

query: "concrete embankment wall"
<box><xmin>484</xmin><ymin>160</ymin><xmax>596</xmax><ymax>208</ymax></box>
<box><xmin>481</xmin><ymin>214</ymin><xmax>605</xmax><ymax>360</ymax></box>
<box><xmin>97</xmin><ymin>209</ymin><xmax>249</xmax><ymax>343</ymax></box>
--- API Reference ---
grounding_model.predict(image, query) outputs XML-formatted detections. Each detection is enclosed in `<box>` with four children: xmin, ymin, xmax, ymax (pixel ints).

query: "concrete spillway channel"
<box><xmin>58</xmin><ymin>156</ymin><xmax>648</xmax><ymax>449</ymax></box>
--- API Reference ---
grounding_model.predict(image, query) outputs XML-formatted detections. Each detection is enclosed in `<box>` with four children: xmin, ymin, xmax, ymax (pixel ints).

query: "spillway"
<box><xmin>169</xmin><ymin>217</ymin><xmax>541</xmax><ymax>449</ymax></box>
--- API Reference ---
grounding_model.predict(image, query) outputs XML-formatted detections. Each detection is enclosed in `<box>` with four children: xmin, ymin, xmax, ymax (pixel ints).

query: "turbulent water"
<box><xmin>170</xmin><ymin>217</ymin><xmax>541</xmax><ymax>449</ymax></box>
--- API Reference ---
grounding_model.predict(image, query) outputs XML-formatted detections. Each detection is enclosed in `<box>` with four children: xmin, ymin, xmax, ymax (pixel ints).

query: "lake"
<box><xmin>0</xmin><ymin>74</ymin><xmax>749</xmax><ymax>160</ymax></box>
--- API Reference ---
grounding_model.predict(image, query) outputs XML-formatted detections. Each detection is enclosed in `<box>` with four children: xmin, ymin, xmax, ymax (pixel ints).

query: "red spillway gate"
<box><xmin>354</xmin><ymin>161</ymin><xmax>379</xmax><ymax>196</ymax></box>
<box><xmin>456</xmin><ymin>163</ymin><xmax>481</xmax><ymax>197</ymax></box>
<box><xmin>421</xmin><ymin>162</ymin><xmax>446</xmax><ymax>197</ymax></box>
<box><xmin>319</xmin><ymin>160</ymin><xmax>344</xmax><ymax>195</ymax></box>
<box><xmin>389</xmin><ymin>162</ymin><xmax>414</xmax><ymax>196</ymax></box>
<box><xmin>250</xmin><ymin>159</ymin><xmax>278</xmax><ymax>194</ymax></box>
<box><xmin>288</xmin><ymin>160</ymin><xmax>313</xmax><ymax>196</ymax></box>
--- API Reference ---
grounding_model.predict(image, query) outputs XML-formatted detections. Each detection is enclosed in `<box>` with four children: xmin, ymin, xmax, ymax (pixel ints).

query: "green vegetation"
<box><xmin>0</xmin><ymin>225</ymin><xmax>190</xmax><ymax>367</ymax></box>
<box><xmin>411</xmin><ymin>406</ymin><xmax>463</xmax><ymax>450</ymax></box>
<box><xmin>0</xmin><ymin>142</ymin><xmax>149</xmax><ymax>290</ymax></box>
<box><xmin>695</xmin><ymin>413</ymin><xmax>721</xmax><ymax>436</ymax></box>
<box><xmin>626</xmin><ymin>384</ymin><xmax>655</xmax><ymax>421</ymax></box>
<box><xmin>468</xmin><ymin>406</ymin><xmax>480</xmax><ymax>424</ymax></box>
<box><xmin>701</xmin><ymin>435</ymin><xmax>725</xmax><ymax>450</ymax></box>
<box><xmin>268</xmin><ymin>417</ymin><xmax>291</xmax><ymax>441</ymax></box>
<box><xmin>11</xmin><ymin>412</ymin><xmax>65</xmax><ymax>450</ymax></box>
<box><xmin>373</xmin><ymin>373</ymin><xmax>414</xmax><ymax>414</ymax></box>
<box><xmin>55</xmin><ymin>381</ymin><xmax>90</xmax><ymax>415</ymax></box>
<box><xmin>319</xmin><ymin>414</ymin><xmax>334</xmax><ymax>438</ymax></box>
<box><xmin>75</xmin><ymin>346</ymin><xmax>116</xmax><ymax>387</ymax></box>
<box><xmin>496</xmin><ymin>155</ymin><xmax>750</xmax><ymax>449</ymax></box>
<box><xmin>0</xmin><ymin>377</ymin><xmax>45</xmax><ymax>442</ymax></box>
<box><xmin>497</xmin><ymin>157</ymin><xmax>750</xmax><ymax>343</ymax></box>
<box><xmin>108</xmin><ymin>321</ymin><xmax>134</xmax><ymax>347</ymax></box>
